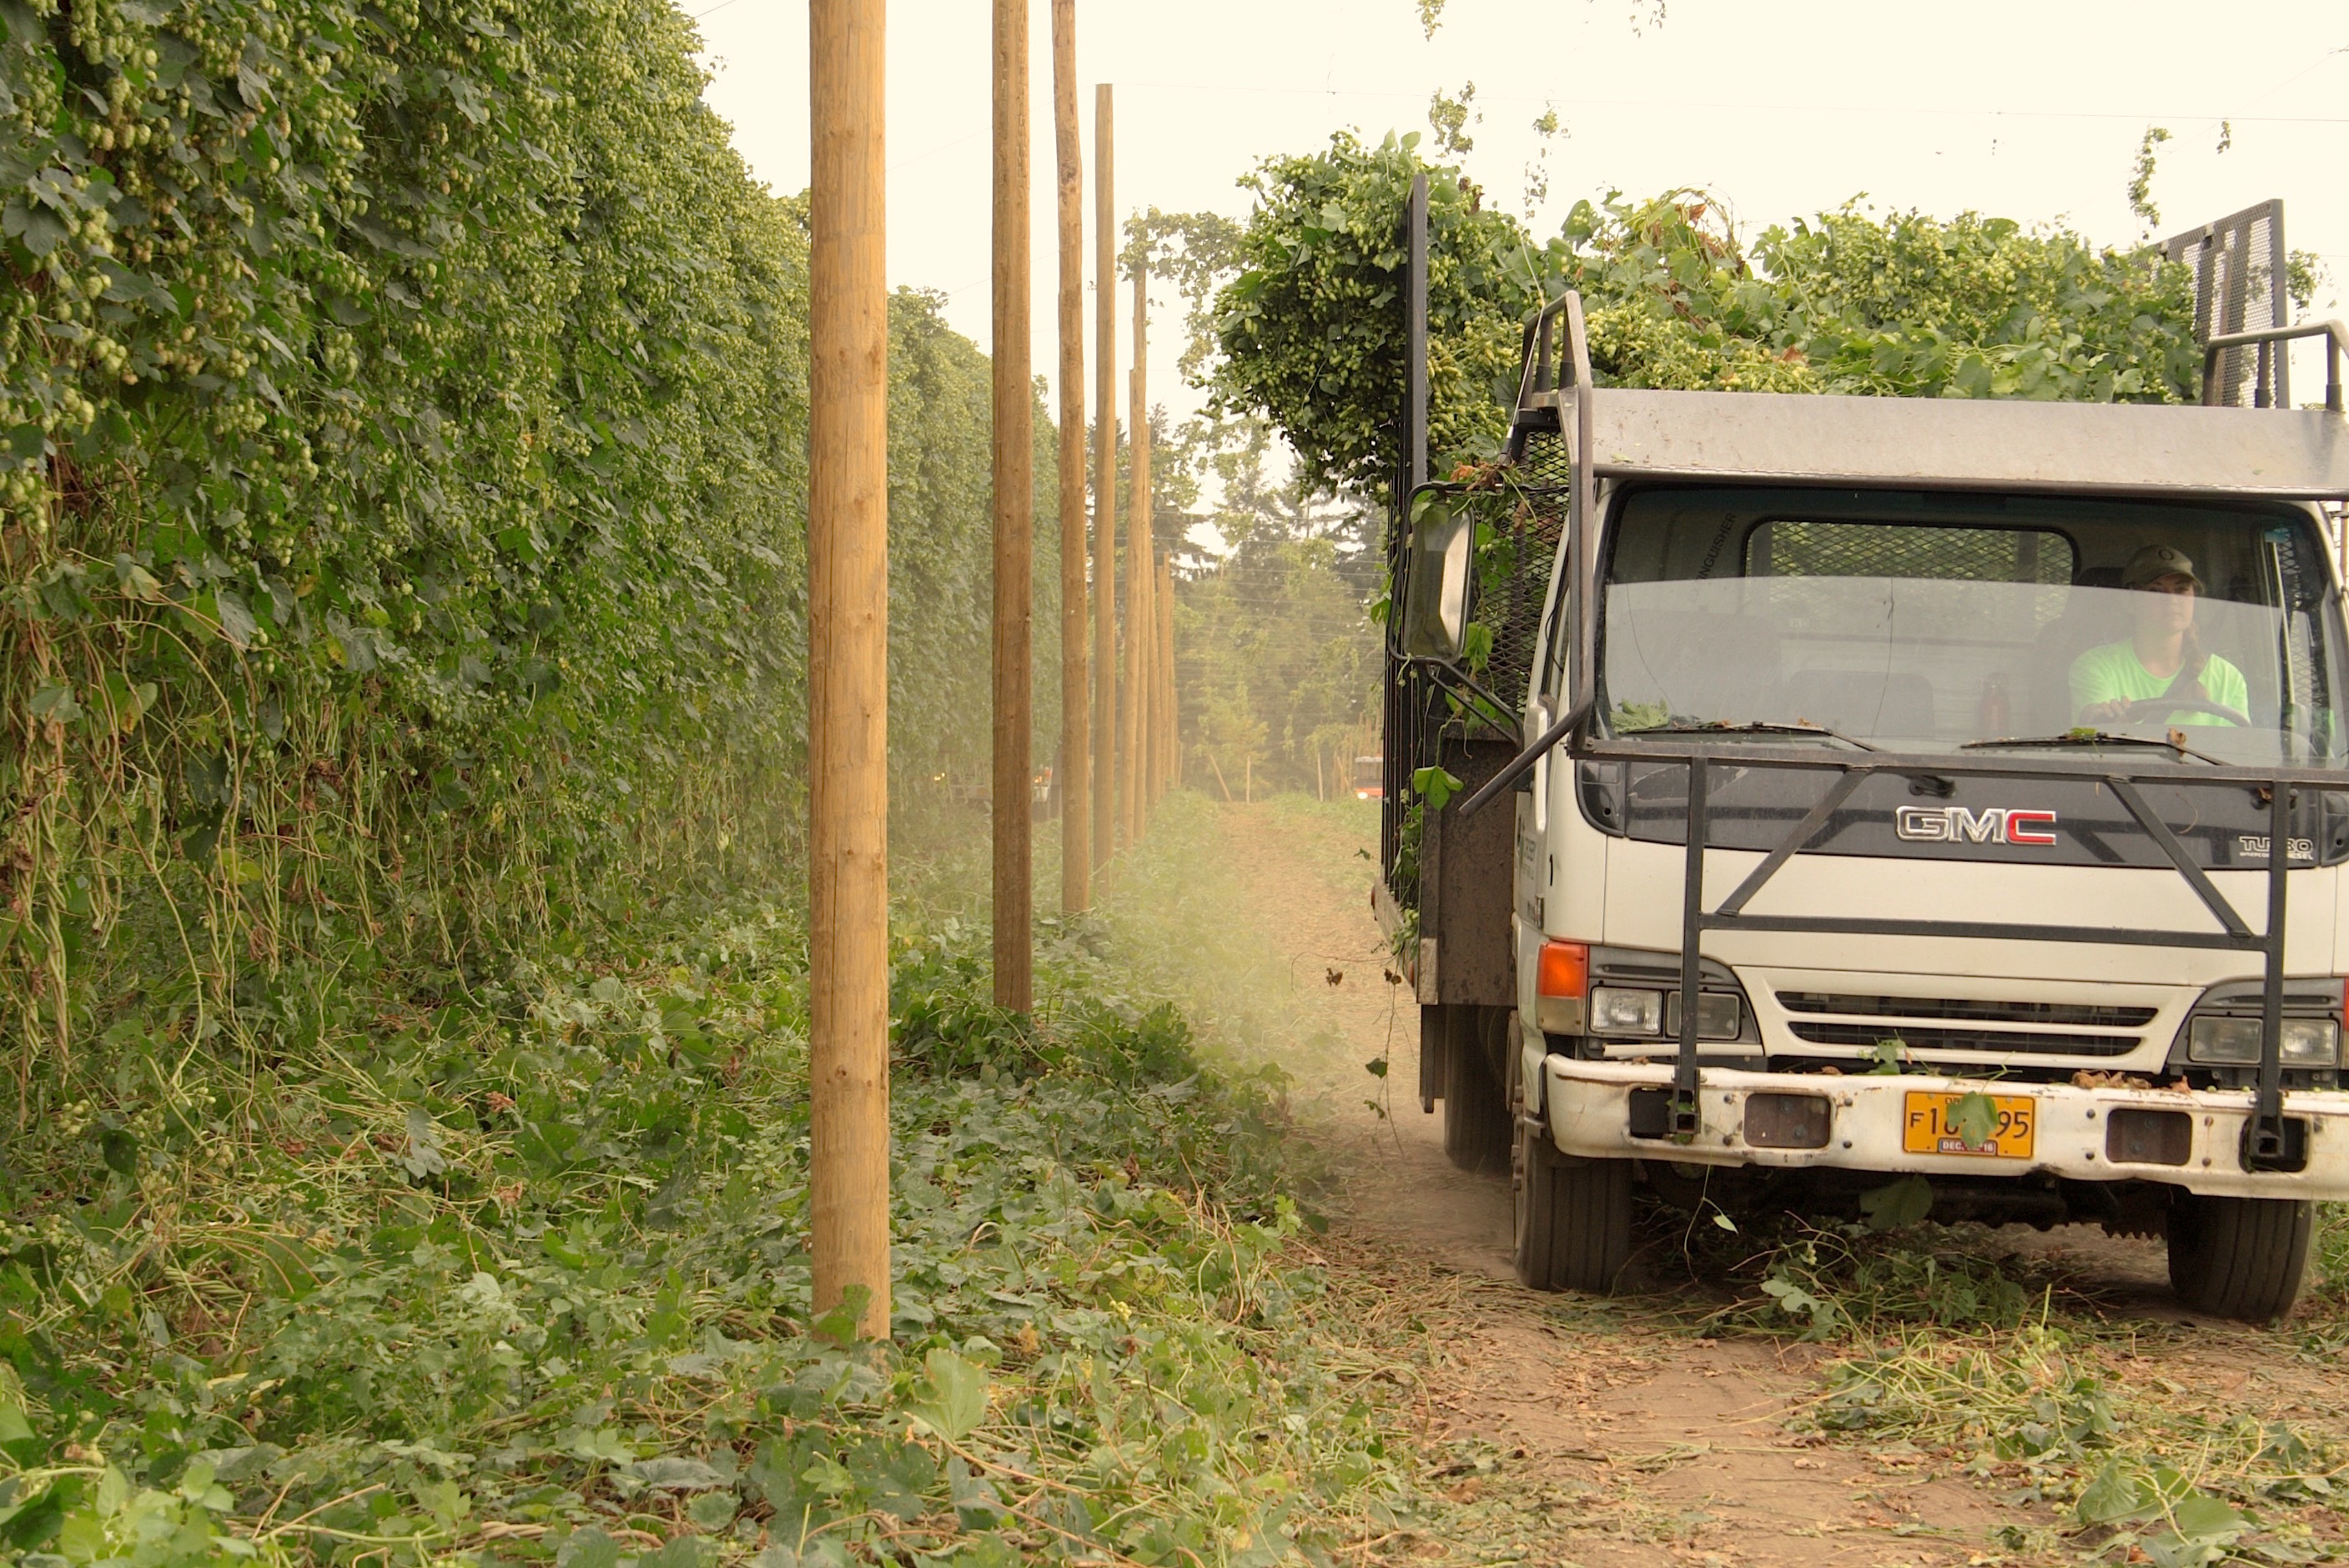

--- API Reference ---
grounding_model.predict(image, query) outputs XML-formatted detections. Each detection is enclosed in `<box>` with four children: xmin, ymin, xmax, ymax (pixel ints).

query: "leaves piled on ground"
<box><xmin>0</xmin><ymin>898</ymin><xmax>1419</xmax><ymax>1567</ymax></box>
<box><xmin>1700</xmin><ymin>1214</ymin><xmax>2349</xmax><ymax>1565</ymax></box>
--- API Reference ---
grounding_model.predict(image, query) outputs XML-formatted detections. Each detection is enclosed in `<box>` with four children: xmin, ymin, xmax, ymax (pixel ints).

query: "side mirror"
<box><xmin>1401</xmin><ymin>495</ymin><xmax>1471</xmax><ymax>661</ymax></box>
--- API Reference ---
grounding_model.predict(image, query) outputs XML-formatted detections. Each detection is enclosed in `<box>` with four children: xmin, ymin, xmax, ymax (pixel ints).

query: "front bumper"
<box><xmin>1543</xmin><ymin>1058</ymin><xmax>2349</xmax><ymax>1199</ymax></box>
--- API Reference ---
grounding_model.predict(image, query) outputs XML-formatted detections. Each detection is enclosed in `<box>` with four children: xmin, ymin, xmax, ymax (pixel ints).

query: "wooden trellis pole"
<box><xmin>1123</xmin><ymin>257</ymin><xmax>1149</xmax><ymax>845</ymax></box>
<box><xmin>1135</xmin><ymin>535</ymin><xmax>1158</xmax><ymax>820</ymax></box>
<box><xmin>807</xmin><ymin>0</ymin><xmax>890</xmax><ymax>1342</ymax></box>
<box><xmin>1089</xmin><ymin>84</ymin><xmax>1117</xmax><ymax>874</ymax></box>
<box><xmin>1051</xmin><ymin>0</ymin><xmax>1088</xmax><ymax>912</ymax></box>
<box><xmin>1159</xmin><ymin>550</ymin><xmax>1177</xmax><ymax>798</ymax></box>
<box><xmin>990</xmin><ymin>0</ymin><xmax>1032</xmax><ymax>1011</ymax></box>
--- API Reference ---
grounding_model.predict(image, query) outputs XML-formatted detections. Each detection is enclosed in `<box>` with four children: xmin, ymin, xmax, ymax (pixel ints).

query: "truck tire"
<box><xmin>1442</xmin><ymin>1007</ymin><xmax>1512</xmax><ymax>1174</ymax></box>
<box><xmin>1513</xmin><ymin>1114</ymin><xmax>1632</xmax><ymax>1293</ymax></box>
<box><xmin>2165</xmin><ymin>1192</ymin><xmax>2312</xmax><ymax>1322</ymax></box>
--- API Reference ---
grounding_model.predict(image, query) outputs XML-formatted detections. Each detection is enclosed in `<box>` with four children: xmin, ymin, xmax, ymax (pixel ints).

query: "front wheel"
<box><xmin>2166</xmin><ymin>1191</ymin><xmax>2312</xmax><ymax>1321</ymax></box>
<box><xmin>1512</xmin><ymin>1112</ymin><xmax>1632</xmax><ymax>1293</ymax></box>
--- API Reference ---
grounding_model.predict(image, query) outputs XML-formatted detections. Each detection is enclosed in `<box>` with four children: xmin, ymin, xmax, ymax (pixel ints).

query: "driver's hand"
<box><xmin>2076</xmin><ymin>698</ymin><xmax>2128</xmax><ymax>724</ymax></box>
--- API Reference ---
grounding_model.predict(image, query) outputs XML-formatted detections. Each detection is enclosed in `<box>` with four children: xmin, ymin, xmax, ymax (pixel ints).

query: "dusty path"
<box><xmin>1210</xmin><ymin>800</ymin><xmax>2036</xmax><ymax>1566</ymax></box>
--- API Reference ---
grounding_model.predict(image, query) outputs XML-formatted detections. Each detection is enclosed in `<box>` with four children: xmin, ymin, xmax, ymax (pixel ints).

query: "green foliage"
<box><xmin>1715</xmin><ymin>1219</ymin><xmax>2349</xmax><ymax>1566</ymax></box>
<box><xmin>3</xmin><ymin>0</ymin><xmax>810</xmax><ymax>1067</ymax></box>
<box><xmin>1426</xmin><ymin>82</ymin><xmax>1476</xmax><ymax>158</ymax></box>
<box><xmin>2</xmin><ymin>0</ymin><xmax>1056</xmax><ymax>1073</ymax></box>
<box><xmin>886</xmin><ymin>289</ymin><xmax>1062</xmax><ymax>789</ymax></box>
<box><xmin>1211</xmin><ymin>138</ymin><xmax>2202</xmax><ymax>503</ymax></box>
<box><xmin>1211</xmin><ymin>131</ymin><xmax>1537</xmax><ymax>500</ymax></box>
<box><xmin>1409</xmin><ymin>766</ymin><xmax>1461</xmax><ymax>812</ymax></box>
<box><xmin>2129</xmin><ymin>124</ymin><xmax>2173</xmax><ymax>227</ymax></box>
<box><xmin>0</xmin><ymin>896</ymin><xmax>1414</xmax><ymax>1565</ymax></box>
<box><xmin>1180</xmin><ymin>524</ymin><xmax>1380</xmax><ymax>800</ymax></box>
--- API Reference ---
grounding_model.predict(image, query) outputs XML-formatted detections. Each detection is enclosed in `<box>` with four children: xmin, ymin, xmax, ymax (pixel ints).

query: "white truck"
<box><xmin>1381</xmin><ymin>200</ymin><xmax>2349</xmax><ymax>1321</ymax></box>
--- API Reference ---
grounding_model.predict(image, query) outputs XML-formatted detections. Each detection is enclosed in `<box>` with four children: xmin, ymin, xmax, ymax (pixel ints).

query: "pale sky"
<box><xmin>694</xmin><ymin>0</ymin><xmax>2349</xmax><ymax>441</ymax></box>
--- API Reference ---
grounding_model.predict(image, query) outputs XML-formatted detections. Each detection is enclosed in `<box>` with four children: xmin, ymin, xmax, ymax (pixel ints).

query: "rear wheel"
<box><xmin>1512</xmin><ymin>1109</ymin><xmax>1633</xmax><ymax>1293</ymax></box>
<box><xmin>2166</xmin><ymin>1191</ymin><xmax>2312</xmax><ymax>1321</ymax></box>
<box><xmin>1442</xmin><ymin>1007</ymin><xmax>1512</xmax><ymax>1174</ymax></box>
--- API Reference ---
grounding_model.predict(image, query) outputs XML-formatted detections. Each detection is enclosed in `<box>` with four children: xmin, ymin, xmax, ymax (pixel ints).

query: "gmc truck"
<box><xmin>1381</xmin><ymin>193</ymin><xmax>2349</xmax><ymax>1320</ymax></box>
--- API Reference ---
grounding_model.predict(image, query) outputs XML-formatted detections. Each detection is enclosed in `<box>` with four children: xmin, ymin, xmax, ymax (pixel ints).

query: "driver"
<box><xmin>2069</xmin><ymin>545</ymin><xmax>2251</xmax><ymax>727</ymax></box>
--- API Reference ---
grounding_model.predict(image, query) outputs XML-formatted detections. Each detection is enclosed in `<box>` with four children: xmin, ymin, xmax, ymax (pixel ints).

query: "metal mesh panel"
<box><xmin>2165</xmin><ymin>201</ymin><xmax>2290</xmax><ymax>408</ymax></box>
<box><xmin>1381</xmin><ymin>425</ymin><xmax>1569</xmax><ymax>907</ymax></box>
<box><xmin>1480</xmin><ymin>426</ymin><xmax>1570</xmax><ymax>703</ymax></box>
<box><xmin>1753</xmin><ymin>520</ymin><xmax>2075</xmax><ymax>585</ymax></box>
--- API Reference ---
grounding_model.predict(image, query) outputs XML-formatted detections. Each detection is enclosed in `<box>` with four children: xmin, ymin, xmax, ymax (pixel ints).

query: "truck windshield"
<box><xmin>1598</xmin><ymin>486</ymin><xmax>2349</xmax><ymax>765</ymax></box>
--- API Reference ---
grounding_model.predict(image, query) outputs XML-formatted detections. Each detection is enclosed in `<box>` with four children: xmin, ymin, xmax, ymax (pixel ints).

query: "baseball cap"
<box><xmin>2122</xmin><ymin>544</ymin><xmax>2202</xmax><ymax>591</ymax></box>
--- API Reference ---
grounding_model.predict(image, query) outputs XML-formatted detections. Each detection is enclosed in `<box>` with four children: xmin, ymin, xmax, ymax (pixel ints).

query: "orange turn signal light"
<box><xmin>1537</xmin><ymin>940</ymin><xmax>1590</xmax><ymax>1000</ymax></box>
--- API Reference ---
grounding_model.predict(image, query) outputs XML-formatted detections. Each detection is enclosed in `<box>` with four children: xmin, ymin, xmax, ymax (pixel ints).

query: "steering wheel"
<box><xmin>2115</xmin><ymin>697</ymin><xmax>2252</xmax><ymax>727</ymax></box>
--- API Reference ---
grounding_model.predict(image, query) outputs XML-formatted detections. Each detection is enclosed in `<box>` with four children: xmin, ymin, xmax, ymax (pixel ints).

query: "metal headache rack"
<box><xmin>2166</xmin><ymin>199</ymin><xmax>2292</xmax><ymax>410</ymax></box>
<box><xmin>1421</xmin><ymin>216</ymin><xmax>2349</xmax><ymax>1166</ymax></box>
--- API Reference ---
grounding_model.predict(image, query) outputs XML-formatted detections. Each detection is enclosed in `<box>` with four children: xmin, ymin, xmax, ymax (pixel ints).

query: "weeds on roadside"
<box><xmin>0</xmin><ymin>888</ymin><xmax>1415</xmax><ymax>1567</ymax></box>
<box><xmin>1693</xmin><ymin>1214</ymin><xmax>2349</xmax><ymax>1565</ymax></box>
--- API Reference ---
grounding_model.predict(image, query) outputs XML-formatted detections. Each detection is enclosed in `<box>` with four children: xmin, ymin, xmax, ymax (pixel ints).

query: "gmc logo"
<box><xmin>1894</xmin><ymin>806</ymin><xmax>2058</xmax><ymax>847</ymax></box>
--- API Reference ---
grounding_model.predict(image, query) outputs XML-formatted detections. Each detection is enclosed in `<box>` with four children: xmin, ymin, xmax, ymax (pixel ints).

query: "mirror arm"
<box><xmin>1400</xmin><ymin>654</ymin><xmax>1520</xmax><ymax>736</ymax></box>
<box><xmin>1458</xmin><ymin>691</ymin><xmax>1593</xmax><ymax>818</ymax></box>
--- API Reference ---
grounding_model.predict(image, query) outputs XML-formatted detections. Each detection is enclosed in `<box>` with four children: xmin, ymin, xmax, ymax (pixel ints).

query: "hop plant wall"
<box><xmin>1</xmin><ymin>0</ymin><xmax>1054</xmax><ymax>1075</ymax></box>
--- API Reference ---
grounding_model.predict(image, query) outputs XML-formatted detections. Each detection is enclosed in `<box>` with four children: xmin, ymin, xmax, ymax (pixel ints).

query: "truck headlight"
<box><xmin>2187</xmin><ymin>1015</ymin><xmax>2340</xmax><ymax>1066</ymax></box>
<box><xmin>1666</xmin><ymin>991</ymin><xmax>1743</xmax><ymax>1042</ymax></box>
<box><xmin>1590</xmin><ymin>987</ymin><xmax>1663</xmax><ymax>1036</ymax></box>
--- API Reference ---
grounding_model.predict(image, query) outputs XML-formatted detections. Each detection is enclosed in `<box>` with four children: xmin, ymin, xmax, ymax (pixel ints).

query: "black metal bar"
<box><xmin>1566</xmin><ymin>294</ymin><xmax>1597</xmax><ymax>734</ymax></box>
<box><xmin>2106</xmin><ymin>777</ymin><xmax>2256</xmax><ymax>938</ymax></box>
<box><xmin>2267</xmin><ymin>203</ymin><xmax>2292</xmax><ymax>410</ymax></box>
<box><xmin>1407</xmin><ymin>173</ymin><xmax>1428</xmax><ymax>492</ymax></box>
<box><xmin>1574</xmin><ymin>735</ymin><xmax>2349</xmax><ymax>791</ymax></box>
<box><xmin>2201</xmin><ymin>319</ymin><xmax>2349</xmax><ymax>410</ymax></box>
<box><xmin>1457</xmin><ymin>694</ymin><xmax>1592</xmax><ymax>817</ymax></box>
<box><xmin>1698</xmin><ymin>912</ymin><xmax>2265</xmax><ymax>950</ymax></box>
<box><xmin>1396</xmin><ymin>650</ymin><xmax>1517</xmax><ymax>736</ymax></box>
<box><xmin>2255</xmin><ymin>787</ymin><xmax>2291</xmax><ymax>1151</ymax></box>
<box><xmin>1714</xmin><ymin>768</ymin><xmax>1869</xmax><ymax>917</ymax></box>
<box><xmin>1512</xmin><ymin>292</ymin><xmax>1574</xmax><ymax>418</ymax></box>
<box><xmin>1674</xmin><ymin>754</ymin><xmax>1707</xmax><ymax>1134</ymax></box>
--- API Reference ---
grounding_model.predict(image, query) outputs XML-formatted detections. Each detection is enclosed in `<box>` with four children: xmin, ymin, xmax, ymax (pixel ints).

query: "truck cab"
<box><xmin>1387</xmin><ymin>295</ymin><xmax>2349</xmax><ymax>1319</ymax></box>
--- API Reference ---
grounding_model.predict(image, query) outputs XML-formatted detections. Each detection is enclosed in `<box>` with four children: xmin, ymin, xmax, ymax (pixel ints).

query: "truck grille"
<box><xmin>1783</xmin><ymin>1022</ymin><xmax>2142</xmax><ymax>1058</ymax></box>
<box><xmin>1774</xmin><ymin>993</ymin><xmax>2153</xmax><ymax>1059</ymax></box>
<box><xmin>1776</xmin><ymin>993</ymin><xmax>2157</xmax><ymax>1029</ymax></box>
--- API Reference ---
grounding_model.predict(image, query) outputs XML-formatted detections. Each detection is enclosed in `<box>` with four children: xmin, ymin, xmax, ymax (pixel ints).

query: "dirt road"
<box><xmin>1204</xmin><ymin>799</ymin><xmax>2345</xmax><ymax>1568</ymax></box>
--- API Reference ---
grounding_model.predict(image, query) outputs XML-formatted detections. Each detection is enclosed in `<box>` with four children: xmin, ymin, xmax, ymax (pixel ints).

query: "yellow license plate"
<box><xmin>1902</xmin><ymin>1091</ymin><xmax>2035</xmax><ymax>1158</ymax></box>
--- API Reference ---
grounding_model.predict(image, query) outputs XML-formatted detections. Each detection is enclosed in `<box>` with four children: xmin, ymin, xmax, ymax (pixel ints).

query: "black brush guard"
<box><xmin>1507</xmin><ymin>736</ymin><xmax>2335</xmax><ymax>1167</ymax></box>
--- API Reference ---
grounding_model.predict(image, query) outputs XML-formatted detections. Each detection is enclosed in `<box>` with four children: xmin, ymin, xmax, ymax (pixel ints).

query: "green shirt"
<box><xmin>2069</xmin><ymin>641</ymin><xmax>2251</xmax><ymax>726</ymax></box>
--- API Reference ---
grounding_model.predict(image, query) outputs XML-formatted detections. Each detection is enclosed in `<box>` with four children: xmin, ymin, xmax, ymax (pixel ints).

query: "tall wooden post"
<box><xmin>1051</xmin><ymin>0</ymin><xmax>1088</xmax><ymax>912</ymax></box>
<box><xmin>1139</xmin><ymin>548</ymin><xmax>1159</xmax><ymax>807</ymax></box>
<box><xmin>990</xmin><ymin>0</ymin><xmax>1032</xmax><ymax>1010</ymax></box>
<box><xmin>807</xmin><ymin>0</ymin><xmax>890</xmax><ymax>1342</ymax></box>
<box><xmin>1159</xmin><ymin>550</ymin><xmax>1177</xmax><ymax>797</ymax></box>
<box><xmin>1134</xmin><ymin>533</ymin><xmax>1157</xmax><ymax>822</ymax></box>
<box><xmin>1089</xmin><ymin>85</ymin><xmax>1118</xmax><ymax>873</ymax></box>
<box><xmin>1123</xmin><ymin>260</ymin><xmax>1150</xmax><ymax>846</ymax></box>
